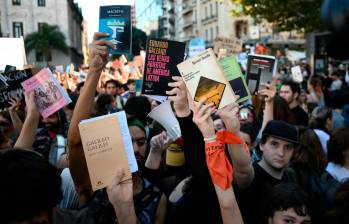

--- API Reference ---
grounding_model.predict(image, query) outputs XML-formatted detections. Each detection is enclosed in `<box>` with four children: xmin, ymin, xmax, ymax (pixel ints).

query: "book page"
<box><xmin>116</xmin><ymin>111</ymin><xmax>138</xmax><ymax>173</ymax></box>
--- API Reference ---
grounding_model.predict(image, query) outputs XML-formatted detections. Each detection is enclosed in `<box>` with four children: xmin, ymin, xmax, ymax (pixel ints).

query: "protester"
<box><xmin>265</xmin><ymin>183</ymin><xmax>312</xmax><ymax>224</ymax></box>
<box><xmin>326</xmin><ymin>127</ymin><xmax>349</xmax><ymax>182</ymax></box>
<box><xmin>279</xmin><ymin>80</ymin><xmax>309</xmax><ymax>126</ymax></box>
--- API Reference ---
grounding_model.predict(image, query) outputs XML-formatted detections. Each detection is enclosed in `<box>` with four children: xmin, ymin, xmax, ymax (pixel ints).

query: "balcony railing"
<box><xmin>201</xmin><ymin>14</ymin><xmax>218</xmax><ymax>24</ymax></box>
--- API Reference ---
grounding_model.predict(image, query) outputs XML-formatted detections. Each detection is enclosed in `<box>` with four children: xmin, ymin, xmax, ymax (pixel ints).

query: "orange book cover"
<box><xmin>79</xmin><ymin>111</ymin><xmax>137</xmax><ymax>191</ymax></box>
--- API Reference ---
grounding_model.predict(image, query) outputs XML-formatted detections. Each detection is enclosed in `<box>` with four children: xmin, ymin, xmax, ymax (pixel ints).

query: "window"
<box><xmin>210</xmin><ymin>4</ymin><xmax>213</xmax><ymax>17</ymax></box>
<box><xmin>38</xmin><ymin>22</ymin><xmax>45</xmax><ymax>31</ymax></box>
<box><xmin>205</xmin><ymin>7</ymin><xmax>207</xmax><ymax>19</ymax></box>
<box><xmin>216</xmin><ymin>26</ymin><xmax>219</xmax><ymax>36</ymax></box>
<box><xmin>12</xmin><ymin>22</ymin><xmax>23</xmax><ymax>37</ymax></box>
<box><xmin>210</xmin><ymin>27</ymin><xmax>213</xmax><ymax>40</ymax></box>
<box><xmin>38</xmin><ymin>0</ymin><xmax>45</xmax><ymax>7</ymax></box>
<box><xmin>12</xmin><ymin>0</ymin><xmax>21</xmax><ymax>5</ymax></box>
<box><xmin>205</xmin><ymin>29</ymin><xmax>208</xmax><ymax>40</ymax></box>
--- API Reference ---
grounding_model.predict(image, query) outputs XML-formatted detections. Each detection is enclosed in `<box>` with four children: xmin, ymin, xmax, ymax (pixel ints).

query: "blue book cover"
<box><xmin>99</xmin><ymin>5</ymin><xmax>132</xmax><ymax>55</ymax></box>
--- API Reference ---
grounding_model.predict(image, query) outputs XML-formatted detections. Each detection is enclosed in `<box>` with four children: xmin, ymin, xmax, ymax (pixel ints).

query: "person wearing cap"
<box><xmin>234</xmin><ymin>120</ymin><xmax>299</xmax><ymax>224</ymax></box>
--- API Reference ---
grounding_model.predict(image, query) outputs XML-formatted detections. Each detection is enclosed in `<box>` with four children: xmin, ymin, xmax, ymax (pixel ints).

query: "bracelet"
<box><xmin>204</xmin><ymin>135</ymin><xmax>216</xmax><ymax>142</ymax></box>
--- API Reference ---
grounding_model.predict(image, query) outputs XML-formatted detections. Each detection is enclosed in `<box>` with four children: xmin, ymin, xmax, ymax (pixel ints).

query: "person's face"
<box><xmin>128</xmin><ymin>83</ymin><xmax>136</xmax><ymax>92</ymax></box>
<box><xmin>42</xmin><ymin>113</ymin><xmax>59</xmax><ymax>131</ymax></box>
<box><xmin>260</xmin><ymin>137</ymin><xmax>294</xmax><ymax>170</ymax></box>
<box><xmin>268</xmin><ymin>208</ymin><xmax>311</xmax><ymax>224</ymax></box>
<box><xmin>213</xmin><ymin>118</ymin><xmax>225</xmax><ymax>131</ymax></box>
<box><xmin>240</xmin><ymin>132</ymin><xmax>252</xmax><ymax>152</ymax></box>
<box><xmin>279</xmin><ymin>85</ymin><xmax>296</xmax><ymax>104</ymax></box>
<box><xmin>106</xmin><ymin>83</ymin><xmax>118</xmax><ymax>96</ymax></box>
<box><xmin>238</xmin><ymin>108</ymin><xmax>254</xmax><ymax>124</ymax></box>
<box><xmin>129</xmin><ymin>126</ymin><xmax>147</xmax><ymax>165</ymax></box>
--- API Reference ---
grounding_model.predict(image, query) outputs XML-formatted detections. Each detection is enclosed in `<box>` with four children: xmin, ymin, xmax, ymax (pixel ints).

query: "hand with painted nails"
<box><xmin>89</xmin><ymin>32</ymin><xmax>115</xmax><ymax>74</ymax></box>
<box><xmin>192</xmin><ymin>97</ymin><xmax>216</xmax><ymax>139</ymax></box>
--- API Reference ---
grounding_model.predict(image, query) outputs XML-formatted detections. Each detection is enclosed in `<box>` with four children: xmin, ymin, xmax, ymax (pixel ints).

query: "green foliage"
<box><xmin>25</xmin><ymin>23</ymin><xmax>68</xmax><ymax>64</ymax></box>
<box><xmin>132</xmin><ymin>26</ymin><xmax>147</xmax><ymax>56</ymax></box>
<box><xmin>228</xmin><ymin>0</ymin><xmax>324</xmax><ymax>32</ymax></box>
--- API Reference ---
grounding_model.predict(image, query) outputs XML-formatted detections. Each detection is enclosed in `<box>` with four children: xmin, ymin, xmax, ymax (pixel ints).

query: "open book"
<box><xmin>177</xmin><ymin>48</ymin><xmax>237</xmax><ymax>109</ymax></box>
<box><xmin>79</xmin><ymin>111</ymin><xmax>138</xmax><ymax>191</ymax></box>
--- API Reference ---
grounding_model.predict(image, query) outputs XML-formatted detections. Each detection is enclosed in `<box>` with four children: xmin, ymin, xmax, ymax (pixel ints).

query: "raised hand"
<box><xmin>107</xmin><ymin>169</ymin><xmax>137</xmax><ymax>224</ymax></box>
<box><xmin>218</xmin><ymin>102</ymin><xmax>240</xmax><ymax>134</ymax></box>
<box><xmin>150</xmin><ymin>131</ymin><xmax>172</xmax><ymax>154</ymax></box>
<box><xmin>166</xmin><ymin>76</ymin><xmax>190</xmax><ymax>117</ymax></box>
<box><xmin>24</xmin><ymin>91</ymin><xmax>40</xmax><ymax>119</ymax></box>
<box><xmin>8</xmin><ymin>97</ymin><xmax>20</xmax><ymax>112</ymax></box>
<box><xmin>192</xmin><ymin>97</ymin><xmax>216</xmax><ymax>139</ymax></box>
<box><xmin>107</xmin><ymin>169</ymin><xmax>133</xmax><ymax>207</ymax></box>
<box><xmin>89</xmin><ymin>32</ymin><xmax>115</xmax><ymax>74</ymax></box>
<box><xmin>258</xmin><ymin>81</ymin><xmax>276</xmax><ymax>104</ymax></box>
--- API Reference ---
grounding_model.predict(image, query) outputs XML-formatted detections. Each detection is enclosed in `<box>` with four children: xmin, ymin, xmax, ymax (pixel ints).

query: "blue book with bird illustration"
<box><xmin>99</xmin><ymin>5</ymin><xmax>132</xmax><ymax>55</ymax></box>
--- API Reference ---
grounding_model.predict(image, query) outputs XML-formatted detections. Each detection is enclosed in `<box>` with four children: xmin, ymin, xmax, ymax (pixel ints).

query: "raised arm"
<box><xmin>68</xmin><ymin>32</ymin><xmax>114</xmax><ymax>205</ymax></box>
<box><xmin>14</xmin><ymin>92</ymin><xmax>40</xmax><ymax>149</ymax></box>
<box><xmin>218</xmin><ymin>103</ymin><xmax>254</xmax><ymax>189</ymax></box>
<box><xmin>259</xmin><ymin>83</ymin><xmax>276</xmax><ymax>132</ymax></box>
<box><xmin>145</xmin><ymin>131</ymin><xmax>171</xmax><ymax>170</ymax></box>
<box><xmin>8</xmin><ymin>97</ymin><xmax>23</xmax><ymax>136</ymax></box>
<box><xmin>107</xmin><ymin>168</ymin><xmax>137</xmax><ymax>224</ymax></box>
<box><xmin>192</xmin><ymin>98</ymin><xmax>244</xmax><ymax>224</ymax></box>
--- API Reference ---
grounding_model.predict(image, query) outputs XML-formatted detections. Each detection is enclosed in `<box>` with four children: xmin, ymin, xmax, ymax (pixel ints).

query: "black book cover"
<box><xmin>246</xmin><ymin>54</ymin><xmax>276</xmax><ymax>94</ymax></box>
<box><xmin>99</xmin><ymin>5</ymin><xmax>132</xmax><ymax>55</ymax></box>
<box><xmin>142</xmin><ymin>38</ymin><xmax>186</xmax><ymax>96</ymax></box>
<box><xmin>0</xmin><ymin>69</ymin><xmax>32</xmax><ymax>109</ymax></box>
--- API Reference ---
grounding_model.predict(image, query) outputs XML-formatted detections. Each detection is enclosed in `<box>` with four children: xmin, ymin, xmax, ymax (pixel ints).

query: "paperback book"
<box><xmin>246</xmin><ymin>54</ymin><xmax>277</xmax><ymax>94</ymax></box>
<box><xmin>99</xmin><ymin>5</ymin><xmax>132</xmax><ymax>55</ymax></box>
<box><xmin>219</xmin><ymin>56</ymin><xmax>251</xmax><ymax>103</ymax></box>
<box><xmin>142</xmin><ymin>38</ymin><xmax>186</xmax><ymax>97</ymax></box>
<box><xmin>177</xmin><ymin>48</ymin><xmax>237</xmax><ymax>109</ymax></box>
<box><xmin>79</xmin><ymin>111</ymin><xmax>138</xmax><ymax>191</ymax></box>
<box><xmin>21</xmin><ymin>68</ymin><xmax>71</xmax><ymax>118</ymax></box>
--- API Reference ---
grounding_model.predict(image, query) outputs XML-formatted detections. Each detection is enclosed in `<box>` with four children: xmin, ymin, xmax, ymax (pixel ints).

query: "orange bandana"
<box><xmin>205</xmin><ymin>130</ymin><xmax>249</xmax><ymax>190</ymax></box>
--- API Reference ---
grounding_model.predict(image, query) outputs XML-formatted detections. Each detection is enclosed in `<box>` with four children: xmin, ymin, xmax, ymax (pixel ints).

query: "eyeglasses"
<box><xmin>132</xmin><ymin>137</ymin><xmax>147</xmax><ymax>147</ymax></box>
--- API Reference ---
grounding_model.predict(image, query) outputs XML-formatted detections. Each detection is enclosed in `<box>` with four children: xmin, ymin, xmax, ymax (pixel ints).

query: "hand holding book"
<box><xmin>167</xmin><ymin>76</ymin><xmax>190</xmax><ymax>117</ymax></box>
<box><xmin>89</xmin><ymin>32</ymin><xmax>115</xmax><ymax>74</ymax></box>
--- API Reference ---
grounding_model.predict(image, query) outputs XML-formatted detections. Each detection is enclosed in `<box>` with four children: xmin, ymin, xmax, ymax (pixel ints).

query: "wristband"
<box><xmin>204</xmin><ymin>135</ymin><xmax>216</xmax><ymax>142</ymax></box>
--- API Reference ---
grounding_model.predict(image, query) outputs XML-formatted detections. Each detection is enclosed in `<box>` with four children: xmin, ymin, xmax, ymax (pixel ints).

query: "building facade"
<box><xmin>0</xmin><ymin>0</ymin><xmax>84</xmax><ymax>67</ymax></box>
<box><xmin>175</xmin><ymin>0</ymin><xmax>304</xmax><ymax>47</ymax></box>
<box><xmin>135</xmin><ymin>0</ymin><xmax>163</xmax><ymax>37</ymax></box>
<box><xmin>158</xmin><ymin>0</ymin><xmax>175</xmax><ymax>39</ymax></box>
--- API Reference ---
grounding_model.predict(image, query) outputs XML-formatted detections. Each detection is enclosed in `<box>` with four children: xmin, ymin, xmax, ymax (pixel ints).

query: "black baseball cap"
<box><xmin>262</xmin><ymin>120</ymin><xmax>299</xmax><ymax>144</ymax></box>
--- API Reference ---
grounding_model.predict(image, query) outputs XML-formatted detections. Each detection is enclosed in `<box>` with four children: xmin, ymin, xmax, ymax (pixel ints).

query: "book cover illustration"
<box><xmin>79</xmin><ymin>111</ymin><xmax>137</xmax><ymax>191</ymax></box>
<box><xmin>246</xmin><ymin>54</ymin><xmax>277</xmax><ymax>94</ymax></box>
<box><xmin>177</xmin><ymin>48</ymin><xmax>237</xmax><ymax>109</ymax></box>
<box><xmin>0</xmin><ymin>69</ymin><xmax>32</xmax><ymax>110</ymax></box>
<box><xmin>99</xmin><ymin>5</ymin><xmax>132</xmax><ymax>55</ymax></box>
<box><xmin>219</xmin><ymin>56</ymin><xmax>251</xmax><ymax>103</ymax></box>
<box><xmin>142</xmin><ymin>38</ymin><xmax>186</xmax><ymax>97</ymax></box>
<box><xmin>21</xmin><ymin>68</ymin><xmax>71</xmax><ymax>118</ymax></box>
<box><xmin>194</xmin><ymin>76</ymin><xmax>226</xmax><ymax>108</ymax></box>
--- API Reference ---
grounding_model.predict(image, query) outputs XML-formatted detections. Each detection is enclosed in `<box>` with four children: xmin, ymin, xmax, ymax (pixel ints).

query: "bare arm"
<box><xmin>259</xmin><ymin>84</ymin><xmax>276</xmax><ymax>132</ymax></box>
<box><xmin>68</xmin><ymin>32</ymin><xmax>114</xmax><ymax>205</ymax></box>
<box><xmin>8</xmin><ymin>97</ymin><xmax>23</xmax><ymax>136</ymax></box>
<box><xmin>219</xmin><ymin>103</ymin><xmax>254</xmax><ymax>189</ymax></box>
<box><xmin>14</xmin><ymin>92</ymin><xmax>40</xmax><ymax>149</ymax></box>
<box><xmin>145</xmin><ymin>132</ymin><xmax>170</xmax><ymax>170</ymax></box>
<box><xmin>214</xmin><ymin>185</ymin><xmax>244</xmax><ymax>224</ymax></box>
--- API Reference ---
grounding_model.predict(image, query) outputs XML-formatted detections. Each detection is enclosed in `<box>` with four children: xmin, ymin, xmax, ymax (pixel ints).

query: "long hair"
<box><xmin>273</xmin><ymin>95</ymin><xmax>296</xmax><ymax>125</ymax></box>
<box><xmin>309</xmin><ymin>106</ymin><xmax>332</xmax><ymax>132</ymax></box>
<box><xmin>294</xmin><ymin>128</ymin><xmax>327</xmax><ymax>172</ymax></box>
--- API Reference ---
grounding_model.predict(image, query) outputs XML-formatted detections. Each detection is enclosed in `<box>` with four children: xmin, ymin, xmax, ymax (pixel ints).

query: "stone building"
<box><xmin>0</xmin><ymin>0</ymin><xmax>84</xmax><ymax>66</ymax></box>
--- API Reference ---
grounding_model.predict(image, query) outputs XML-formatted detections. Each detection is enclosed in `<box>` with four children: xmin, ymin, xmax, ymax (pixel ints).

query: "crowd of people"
<box><xmin>1</xmin><ymin>32</ymin><xmax>349</xmax><ymax>224</ymax></box>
